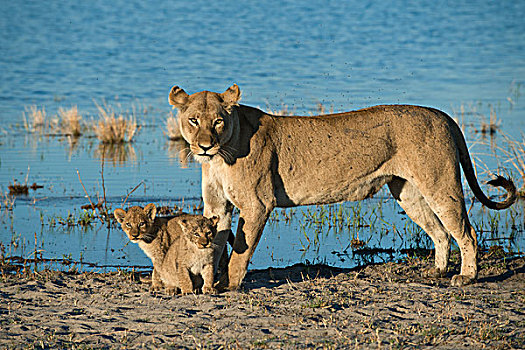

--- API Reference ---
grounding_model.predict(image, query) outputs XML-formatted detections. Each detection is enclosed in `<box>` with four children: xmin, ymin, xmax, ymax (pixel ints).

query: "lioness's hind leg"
<box><xmin>412</xmin><ymin>182</ymin><xmax>478</xmax><ymax>286</ymax></box>
<box><xmin>388</xmin><ymin>177</ymin><xmax>450</xmax><ymax>277</ymax></box>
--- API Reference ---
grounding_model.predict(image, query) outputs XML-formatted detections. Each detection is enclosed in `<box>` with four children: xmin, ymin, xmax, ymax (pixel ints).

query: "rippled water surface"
<box><xmin>1</xmin><ymin>0</ymin><xmax>524</xmax><ymax>270</ymax></box>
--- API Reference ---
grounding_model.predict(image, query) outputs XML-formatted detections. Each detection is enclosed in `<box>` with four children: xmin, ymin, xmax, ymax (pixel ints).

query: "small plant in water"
<box><xmin>478</xmin><ymin>107</ymin><xmax>501</xmax><ymax>135</ymax></box>
<box><xmin>94</xmin><ymin>101</ymin><xmax>140</xmax><ymax>143</ymax></box>
<box><xmin>57</xmin><ymin>106</ymin><xmax>83</xmax><ymax>137</ymax></box>
<box><xmin>22</xmin><ymin>105</ymin><xmax>47</xmax><ymax>131</ymax></box>
<box><xmin>1</xmin><ymin>190</ymin><xmax>15</xmax><ymax>211</ymax></box>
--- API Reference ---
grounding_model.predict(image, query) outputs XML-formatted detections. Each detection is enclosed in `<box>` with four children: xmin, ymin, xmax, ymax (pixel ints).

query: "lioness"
<box><xmin>114</xmin><ymin>204</ymin><xmax>220</xmax><ymax>294</ymax></box>
<box><xmin>168</xmin><ymin>84</ymin><xmax>516</xmax><ymax>290</ymax></box>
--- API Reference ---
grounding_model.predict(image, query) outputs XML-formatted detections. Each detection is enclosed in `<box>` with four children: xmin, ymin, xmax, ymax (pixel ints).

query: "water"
<box><xmin>1</xmin><ymin>0</ymin><xmax>524</xmax><ymax>271</ymax></box>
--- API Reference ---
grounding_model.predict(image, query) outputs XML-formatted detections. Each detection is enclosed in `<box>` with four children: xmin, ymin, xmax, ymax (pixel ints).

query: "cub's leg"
<box><xmin>388</xmin><ymin>177</ymin><xmax>451</xmax><ymax>277</ymax></box>
<box><xmin>412</xmin><ymin>179</ymin><xmax>478</xmax><ymax>286</ymax></box>
<box><xmin>159</xmin><ymin>246</ymin><xmax>182</xmax><ymax>295</ymax></box>
<box><xmin>177</xmin><ymin>266</ymin><xmax>194</xmax><ymax>295</ymax></box>
<box><xmin>150</xmin><ymin>268</ymin><xmax>164</xmax><ymax>292</ymax></box>
<box><xmin>201</xmin><ymin>264</ymin><xmax>217</xmax><ymax>295</ymax></box>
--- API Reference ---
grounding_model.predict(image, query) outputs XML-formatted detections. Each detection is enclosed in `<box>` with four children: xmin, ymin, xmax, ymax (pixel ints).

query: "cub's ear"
<box><xmin>220</xmin><ymin>84</ymin><xmax>241</xmax><ymax>112</ymax></box>
<box><xmin>114</xmin><ymin>208</ymin><xmax>127</xmax><ymax>224</ymax></box>
<box><xmin>178</xmin><ymin>218</ymin><xmax>190</xmax><ymax>232</ymax></box>
<box><xmin>209</xmin><ymin>215</ymin><xmax>220</xmax><ymax>227</ymax></box>
<box><xmin>144</xmin><ymin>203</ymin><xmax>157</xmax><ymax>221</ymax></box>
<box><xmin>168</xmin><ymin>85</ymin><xmax>189</xmax><ymax>109</ymax></box>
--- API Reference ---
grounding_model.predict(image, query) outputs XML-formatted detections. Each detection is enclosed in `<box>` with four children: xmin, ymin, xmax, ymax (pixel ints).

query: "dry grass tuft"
<box><xmin>265</xmin><ymin>104</ymin><xmax>296</xmax><ymax>116</ymax></box>
<box><xmin>94</xmin><ymin>101</ymin><xmax>140</xmax><ymax>144</ymax></box>
<box><xmin>497</xmin><ymin>132</ymin><xmax>525</xmax><ymax>196</ymax></box>
<box><xmin>166</xmin><ymin>112</ymin><xmax>182</xmax><ymax>140</ymax></box>
<box><xmin>23</xmin><ymin>105</ymin><xmax>47</xmax><ymax>131</ymax></box>
<box><xmin>1</xmin><ymin>190</ymin><xmax>15</xmax><ymax>211</ymax></box>
<box><xmin>312</xmin><ymin>102</ymin><xmax>334</xmax><ymax>115</ymax></box>
<box><xmin>479</xmin><ymin>107</ymin><xmax>501</xmax><ymax>135</ymax></box>
<box><xmin>57</xmin><ymin>106</ymin><xmax>83</xmax><ymax>137</ymax></box>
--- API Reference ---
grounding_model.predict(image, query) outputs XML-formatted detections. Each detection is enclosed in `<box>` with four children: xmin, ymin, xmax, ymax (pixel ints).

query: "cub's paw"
<box><xmin>202</xmin><ymin>286</ymin><xmax>218</xmax><ymax>295</ymax></box>
<box><xmin>451</xmin><ymin>274</ymin><xmax>475</xmax><ymax>287</ymax></box>
<box><xmin>149</xmin><ymin>284</ymin><xmax>163</xmax><ymax>293</ymax></box>
<box><xmin>165</xmin><ymin>287</ymin><xmax>178</xmax><ymax>296</ymax></box>
<box><xmin>423</xmin><ymin>267</ymin><xmax>447</xmax><ymax>278</ymax></box>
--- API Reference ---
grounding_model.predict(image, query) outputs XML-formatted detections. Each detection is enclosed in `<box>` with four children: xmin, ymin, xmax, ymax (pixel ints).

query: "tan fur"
<box><xmin>114</xmin><ymin>204</ymin><xmax>220</xmax><ymax>294</ymax></box>
<box><xmin>168</xmin><ymin>84</ymin><xmax>517</xmax><ymax>290</ymax></box>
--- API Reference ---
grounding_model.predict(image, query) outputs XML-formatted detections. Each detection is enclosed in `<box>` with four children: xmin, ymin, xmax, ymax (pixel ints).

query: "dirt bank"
<box><xmin>1</xmin><ymin>253</ymin><xmax>523</xmax><ymax>349</ymax></box>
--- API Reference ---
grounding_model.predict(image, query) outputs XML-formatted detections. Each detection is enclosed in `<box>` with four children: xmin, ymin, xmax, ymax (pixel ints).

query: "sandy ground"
<box><xmin>0</xmin><ymin>253</ymin><xmax>523</xmax><ymax>349</ymax></box>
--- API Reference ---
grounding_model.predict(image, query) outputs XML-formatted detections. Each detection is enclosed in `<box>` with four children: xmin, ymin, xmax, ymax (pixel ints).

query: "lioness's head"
<box><xmin>114</xmin><ymin>203</ymin><xmax>157</xmax><ymax>243</ymax></box>
<box><xmin>168</xmin><ymin>84</ymin><xmax>241</xmax><ymax>164</ymax></box>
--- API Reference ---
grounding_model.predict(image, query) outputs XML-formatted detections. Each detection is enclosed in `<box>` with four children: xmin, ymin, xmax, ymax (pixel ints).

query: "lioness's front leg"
<box><xmin>202</xmin><ymin>165</ymin><xmax>234</xmax><ymax>274</ymax></box>
<box><xmin>224</xmin><ymin>206</ymin><xmax>272</xmax><ymax>291</ymax></box>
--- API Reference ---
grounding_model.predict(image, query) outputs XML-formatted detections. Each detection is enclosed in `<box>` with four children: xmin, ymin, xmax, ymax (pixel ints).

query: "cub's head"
<box><xmin>168</xmin><ymin>84</ymin><xmax>241</xmax><ymax>164</ymax></box>
<box><xmin>114</xmin><ymin>203</ymin><xmax>157</xmax><ymax>243</ymax></box>
<box><xmin>178</xmin><ymin>215</ymin><xmax>220</xmax><ymax>249</ymax></box>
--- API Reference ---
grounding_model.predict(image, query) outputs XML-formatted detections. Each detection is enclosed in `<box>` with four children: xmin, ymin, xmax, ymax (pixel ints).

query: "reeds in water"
<box><xmin>22</xmin><ymin>105</ymin><xmax>47</xmax><ymax>131</ymax></box>
<box><xmin>94</xmin><ymin>101</ymin><xmax>140</xmax><ymax>144</ymax></box>
<box><xmin>57</xmin><ymin>106</ymin><xmax>83</xmax><ymax>137</ymax></box>
<box><xmin>497</xmin><ymin>132</ymin><xmax>525</xmax><ymax>196</ymax></box>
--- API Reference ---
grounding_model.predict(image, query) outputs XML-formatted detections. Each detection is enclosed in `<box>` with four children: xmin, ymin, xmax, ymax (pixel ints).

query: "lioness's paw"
<box><xmin>202</xmin><ymin>286</ymin><xmax>218</xmax><ymax>295</ymax></box>
<box><xmin>215</xmin><ymin>275</ymin><xmax>229</xmax><ymax>292</ymax></box>
<box><xmin>423</xmin><ymin>267</ymin><xmax>447</xmax><ymax>278</ymax></box>
<box><xmin>451</xmin><ymin>274</ymin><xmax>474</xmax><ymax>287</ymax></box>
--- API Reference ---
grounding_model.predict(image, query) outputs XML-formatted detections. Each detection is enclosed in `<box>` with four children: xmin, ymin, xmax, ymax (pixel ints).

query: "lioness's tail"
<box><xmin>451</xmin><ymin>118</ymin><xmax>517</xmax><ymax>210</ymax></box>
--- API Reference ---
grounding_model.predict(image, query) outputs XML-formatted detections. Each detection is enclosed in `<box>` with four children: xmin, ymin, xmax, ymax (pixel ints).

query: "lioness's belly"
<box><xmin>275</xmin><ymin>173</ymin><xmax>394</xmax><ymax>207</ymax></box>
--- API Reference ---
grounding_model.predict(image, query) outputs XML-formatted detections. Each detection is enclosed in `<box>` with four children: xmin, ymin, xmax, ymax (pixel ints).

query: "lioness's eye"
<box><xmin>214</xmin><ymin>119</ymin><xmax>224</xmax><ymax>127</ymax></box>
<box><xmin>188</xmin><ymin>117</ymin><xmax>198</xmax><ymax>126</ymax></box>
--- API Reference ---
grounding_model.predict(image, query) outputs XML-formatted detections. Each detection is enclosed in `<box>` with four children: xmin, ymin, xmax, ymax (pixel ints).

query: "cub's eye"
<box><xmin>188</xmin><ymin>117</ymin><xmax>199</xmax><ymax>126</ymax></box>
<box><xmin>214</xmin><ymin>119</ymin><xmax>224</xmax><ymax>127</ymax></box>
<box><xmin>125</xmin><ymin>222</ymin><xmax>132</xmax><ymax>228</ymax></box>
<box><xmin>139</xmin><ymin>222</ymin><xmax>146</xmax><ymax>227</ymax></box>
<box><xmin>194</xmin><ymin>232</ymin><xmax>200</xmax><ymax>237</ymax></box>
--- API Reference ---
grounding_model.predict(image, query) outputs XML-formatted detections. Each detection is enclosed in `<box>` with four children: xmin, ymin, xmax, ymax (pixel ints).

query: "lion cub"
<box><xmin>114</xmin><ymin>203</ymin><xmax>219</xmax><ymax>295</ymax></box>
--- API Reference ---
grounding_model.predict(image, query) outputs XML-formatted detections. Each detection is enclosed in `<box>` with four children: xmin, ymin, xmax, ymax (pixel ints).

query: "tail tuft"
<box><xmin>486</xmin><ymin>175</ymin><xmax>517</xmax><ymax>210</ymax></box>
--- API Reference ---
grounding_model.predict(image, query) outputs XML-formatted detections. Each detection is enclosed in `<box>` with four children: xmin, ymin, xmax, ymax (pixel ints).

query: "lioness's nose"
<box><xmin>198</xmin><ymin>143</ymin><xmax>214</xmax><ymax>152</ymax></box>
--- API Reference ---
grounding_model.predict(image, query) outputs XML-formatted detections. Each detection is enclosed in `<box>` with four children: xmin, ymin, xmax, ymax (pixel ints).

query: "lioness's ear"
<box><xmin>168</xmin><ymin>85</ymin><xmax>189</xmax><ymax>109</ymax></box>
<box><xmin>220</xmin><ymin>84</ymin><xmax>241</xmax><ymax>111</ymax></box>
<box><xmin>114</xmin><ymin>208</ymin><xmax>127</xmax><ymax>224</ymax></box>
<box><xmin>144</xmin><ymin>203</ymin><xmax>157</xmax><ymax>221</ymax></box>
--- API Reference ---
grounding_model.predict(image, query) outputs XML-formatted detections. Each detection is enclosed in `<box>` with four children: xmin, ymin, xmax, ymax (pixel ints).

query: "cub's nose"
<box><xmin>198</xmin><ymin>237</ymin><xmax>209</xmax><ymax>247</ymax></box>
